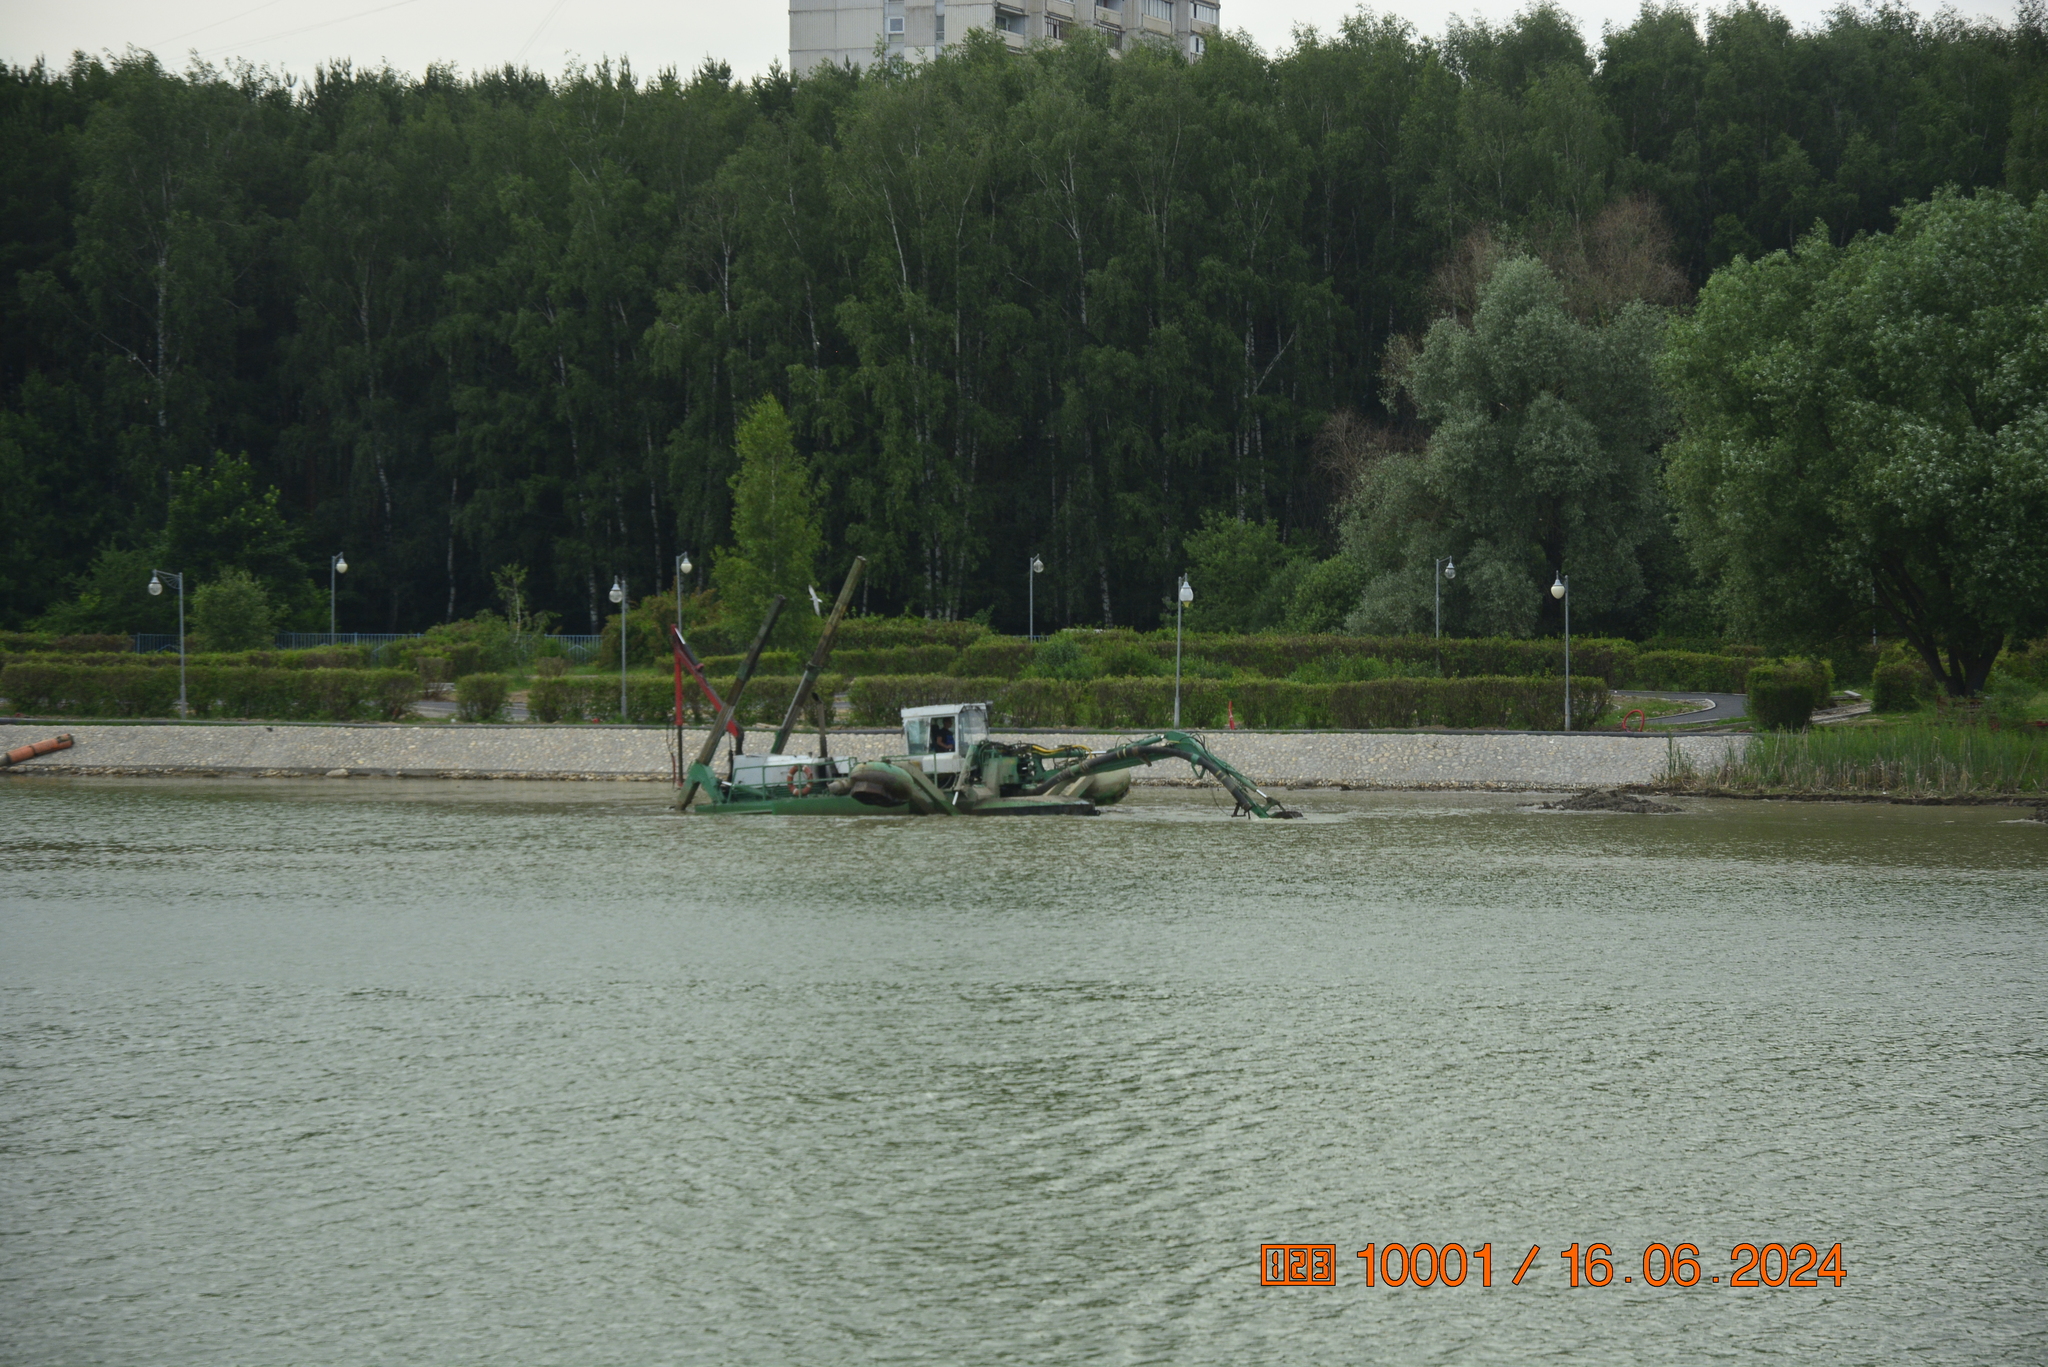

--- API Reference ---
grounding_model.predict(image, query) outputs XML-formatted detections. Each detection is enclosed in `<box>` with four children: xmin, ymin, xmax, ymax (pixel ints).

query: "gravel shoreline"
<box><xmin>0</xmin><ymin>721</ymin><xmax>1742</xmax><ymax>790</ymax></box>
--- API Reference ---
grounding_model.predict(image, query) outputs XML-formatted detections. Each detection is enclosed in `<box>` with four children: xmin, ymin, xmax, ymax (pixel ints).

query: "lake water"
<box><xmin>3</xmin><ymin>778</ymin><xmax>2044</xmax><ymax>1364</ymax></box>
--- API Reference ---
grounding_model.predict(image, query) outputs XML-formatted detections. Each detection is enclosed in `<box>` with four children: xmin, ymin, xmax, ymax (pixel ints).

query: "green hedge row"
<box><xmin>1746</xmin><ymin>660</ymin><xmax>1836</xmax><ymax>730</ymax></box>
<box><xmin>6</xmin><ymin>646</ymin><xmax>378</xmax><ymax>671</ymax></box>
<box><xmin>529</xmin><ymin>673</ymin><xmax>846</xmax><ymax>726</ymax></box>
<box><xmin>847</xmin><ymin>673</ymin><xmax>1608</xmax><ymax>731</ymax></box>
<box><xmin>0</xmin><ymin>663</ymin><xmax>416</xmax><ymax>720</ymax></box>
<box><xmin>0</xmin><ymin>632</ymin><xmax>133</xmax><ymax>654</ymax></box>
<box><xmin>693</xmin><ymin>646</ymin><xmax>958</xmax><ymax>677</ymax></box>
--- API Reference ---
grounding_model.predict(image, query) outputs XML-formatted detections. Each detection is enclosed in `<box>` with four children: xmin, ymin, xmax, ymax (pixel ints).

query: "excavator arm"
<box><xmin>1023</xmin><ymin>730</ymin><xmax>1301</xmax><ymax>818</ymax></box>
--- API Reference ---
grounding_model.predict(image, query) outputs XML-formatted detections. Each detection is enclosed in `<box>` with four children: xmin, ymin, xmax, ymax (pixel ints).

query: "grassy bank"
<box><xmin>1667</xmin><ymin>721</ymin><xmax>2045</xmax><ymax>797</ymax></box>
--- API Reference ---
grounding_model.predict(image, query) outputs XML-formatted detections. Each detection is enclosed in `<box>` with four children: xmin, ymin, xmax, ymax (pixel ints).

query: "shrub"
<box><xmin>1872</xmin><ymin>659</ymin><xmax>1927</xmax><ymax>712</ymax></box>
<box><xmin>696</xmin><ymin>650</ymin><xmax>803</xmax><ymax>676</ymax></box>
<box><xmin>835</xmin><ymin>617</ymin><xmax>990</xmax><ymax>651</ymax></box>
<box><xmin>1997</xmin><ymin>637</ymin><xmax>2048</xmax><ymax>689</ymax></box>
<box><xmin>0</xmin><ymin>663</ymin><xmax>415</xmax><ymax>720</ymax></box>
<box><xmin>1746</xmin><ymin>659</ymin><xmax>1831</xmax><ymax>730</ymax></box>
<box><xmin>534</xmin><ymin>656</ymin><xmax>568</xmax><ymax>679</ymax></box>
<box><xmin>831</xmin><ymin>645</ymin><xmax>962</xmax><ymax>676</ymax></box>
<box><xmin>455</xmin><ymin>673</ymin><xmax>509</xmax><ymax>722</ymax></box>
<box><xmin>1624</xmin><ymin>650</ymin><xmax>1752</xmax><ymax>693</ymax></box>
<box><xmin>950</xmin><ymin>639</ymin><xmax>1034</xmax><ymax>677</ymax></box>
<box><xmin>843</xmin><ymin>672</ymin><xmax>1607</xmax><ymax>730</ymax></box>
<box><xmin>848</xmin><ymin>675</ymin><xmax>1010</xmax><ymax>724</ymax></box>
<box><xmin>0</xmin><ymin>632</ymin><xmax>132</xmax><ymax>654</ymax></box>
<box><xmin>417</xmin><ymin>656</ymin><xmax>452</xmax><ymax>697</ymax></box>
<box><xmin>1287</xmin><ymin>653</ymin><xmax>1439</xmax><ymax>684</ymax></box>
<box><xmin>189</xmin><ymin>570</ymin><xmax>274</xmax><ymax>652</ymax></box>
<box><xmin>528</xmin><ymin>672</ymin><xmax>844</xmax><ymax>725</ymax></box>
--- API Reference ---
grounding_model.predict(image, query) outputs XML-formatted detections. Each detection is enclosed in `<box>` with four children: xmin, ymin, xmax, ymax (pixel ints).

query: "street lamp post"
<box><xmin>1173</xmin><ymin>575</ymin><xmax>1193</xmax><ymax>728</ymax></box>
<box><xmin>1434</xmin><ymin>556</ymin><xmax>1456</xmax><ymax>639</ymax></box>
<box><xmin>329</xmin><ymin>552</ymin><xmax>348</xmax><ymax>641</ymax></box>
<box><xmin>674</xmin><ymin>551</ymin><xmax>693</xmax><ymax>645</ymax></box>
<box><xmin>610</xmin><ymin>576</ymin><xmax>628</xmax><ymax>721</ymax></box>
<box><xmin>1551</xmin><ymin>573</ymin><xmax>1571</xmax><ymax>731</ymax></box>
<box><xmin>1028</xmin><ymin>555</ymin><xmax>1043</xmax><ymax>639</ymax></box>
<box><xmin>146</xmin><ymin>570</ymin><xmax>187</xmax><ymax>719</ymax></box>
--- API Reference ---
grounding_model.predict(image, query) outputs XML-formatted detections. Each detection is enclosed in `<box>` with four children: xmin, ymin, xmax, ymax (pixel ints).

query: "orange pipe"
<box><xmin>2</xmin><ymin>734</ymin><xmax>73</xmax><ymax>767</ymax></box>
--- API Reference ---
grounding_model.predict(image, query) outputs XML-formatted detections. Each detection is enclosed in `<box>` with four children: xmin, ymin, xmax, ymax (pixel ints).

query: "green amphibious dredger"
<box><xmin>669</xmin><ymin>559</ymin><xmax>1299</xmax><ymax>819</ymax></box>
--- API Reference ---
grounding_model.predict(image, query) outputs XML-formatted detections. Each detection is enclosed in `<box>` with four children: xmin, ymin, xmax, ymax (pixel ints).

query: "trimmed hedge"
<box><xmin>528</xmin><ymin>673</ymin><xmax>845</xmax><ymax>726</ymax></box>
<box><xmin>831</xmin><ymin>645</ymin><xmax>963</xmax><ymax>675</ymax></box>
<box><xmin>1626</xmin><ymin>650</ymin><xmax>1754</xmax><ymax>693</ymax></box>
<box><xmin>696</xmin><ymin>650</ymin><xmax>804</xmax><ymax>676</ymax></box>
<box><xmin>847</xmin><ymin>672</ymin><xmax>1606</xmax><ymax>730</ymax></box>
<box><xmin>455</xmin><ymin>673</ymin><xmax>509</xmax><ymax>722</ymax></box>
<box><xmin>0</xmin><ymin>663</ymin><xmax>416</xmax><ymax>720</ymax></box>
<box><xmin>0</xmin><ymin>632</ymin><xmax>132</xmax><ymax>654</ymax></box>
<box><xmin>848</xmin><ymin>675</ymin><xmax>1011</xmax><ymax>724</ymax></box>
<box><xmin>1873</xmin><ymin>659</ymin><xmax>1930</xmax><ymax>711</ymax></box>
<box><xmin>951</xmin><ymin>638</ymin><xmax>1035</xmax><ymax>677</ymax></box>
<box><xmin>6</xmin><ymin>647</ymin><xmax>377</xmax><ymax>671</ymax></box>
<box><xmin>1747</xmin><ymin>659</ymin><xmax>1834</xmax><ymax>730</ymax></box>
<box><xmin>835</xmin><ymin>617</ymin><xmax>990</xmax><ymax>650</ymax></box>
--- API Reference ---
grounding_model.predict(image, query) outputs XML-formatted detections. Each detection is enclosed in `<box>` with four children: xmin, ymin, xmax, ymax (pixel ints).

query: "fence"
<box><xmin>133</xmin><ymin>632</ymin><xmax>605</xmax><ymax>664</ymax></box>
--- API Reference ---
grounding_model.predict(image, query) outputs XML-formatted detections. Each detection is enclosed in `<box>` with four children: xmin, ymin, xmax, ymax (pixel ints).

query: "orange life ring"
<box><xmin>789</xmin><ymin>765</ymin><xmax>816</xmax><ymax>797</ymax></box>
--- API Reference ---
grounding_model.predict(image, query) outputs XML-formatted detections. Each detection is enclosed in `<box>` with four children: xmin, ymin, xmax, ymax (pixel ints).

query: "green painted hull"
<box><xmin>698</xmin><ymin>793</ymin><xmax>1095</xmax><ymax>817</ymax></box>
<box><xmin>697</xmin><ymin>793</ymin><xmax>889</xmax><ymax>816</ymax></box>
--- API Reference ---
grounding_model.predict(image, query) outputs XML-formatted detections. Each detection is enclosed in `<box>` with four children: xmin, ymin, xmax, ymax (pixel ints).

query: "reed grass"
<box><xmin>1672</xmin><ymin>721</ymin><xmax>2045</xmax><ymax>796</ymax></box>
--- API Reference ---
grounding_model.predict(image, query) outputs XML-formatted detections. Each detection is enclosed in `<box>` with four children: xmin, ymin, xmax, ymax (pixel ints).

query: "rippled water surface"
<box><xmin>3</xmin><ymin>777</ymin><xmax>2045</xmax><ymax>1364</ymax></box>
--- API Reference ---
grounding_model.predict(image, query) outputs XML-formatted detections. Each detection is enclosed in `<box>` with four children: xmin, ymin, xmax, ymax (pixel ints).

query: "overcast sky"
<box><xmin>2</xmin><ymin>0</ymin><xmax>2024</xmax><ymax>87</ymax></box>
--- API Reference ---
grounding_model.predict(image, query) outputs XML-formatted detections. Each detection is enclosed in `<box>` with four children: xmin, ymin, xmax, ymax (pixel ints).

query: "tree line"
<box><xmin>4</xmin><ymin>1</ymin><xmax>2046</xmax><ymax>645</ymax></box>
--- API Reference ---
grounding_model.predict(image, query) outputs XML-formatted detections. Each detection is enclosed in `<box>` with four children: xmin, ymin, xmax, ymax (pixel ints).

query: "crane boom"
<box><xmin>1023</xmin><ymin>730</ymin><xmax>1300</xmax><ymax>818</ymax></box>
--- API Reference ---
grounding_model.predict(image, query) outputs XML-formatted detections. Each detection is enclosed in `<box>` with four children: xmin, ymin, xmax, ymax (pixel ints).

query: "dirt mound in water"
<box><xmin>1541</xmin><ymin>788</ymin><xmax>1682</xmax><ymax>814</ymax></box>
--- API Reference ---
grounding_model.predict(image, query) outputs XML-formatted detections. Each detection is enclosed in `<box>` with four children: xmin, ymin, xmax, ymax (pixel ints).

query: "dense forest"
<box><xmin>4</xmin><ymin>1</ymin><xmax>2046</xmax><ymax>638</ymax></box>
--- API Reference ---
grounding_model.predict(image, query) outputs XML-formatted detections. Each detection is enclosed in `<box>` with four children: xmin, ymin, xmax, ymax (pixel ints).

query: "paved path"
<box><xmin>0</xmin><ymin>721</ymin><xmax>1743</xmax><ymax>791</ymax></box>
<box><xmin>1613</xmin><ymin>690</ymin><xmax>1748</xmax><ymax>726</ymax></box>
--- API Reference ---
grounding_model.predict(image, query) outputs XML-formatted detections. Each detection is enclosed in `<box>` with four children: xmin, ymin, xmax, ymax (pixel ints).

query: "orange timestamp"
<box><xmin>1260</xmin><ymin>1241</ymin><xmax>1845</xmax><ymax>1288</ymax></box>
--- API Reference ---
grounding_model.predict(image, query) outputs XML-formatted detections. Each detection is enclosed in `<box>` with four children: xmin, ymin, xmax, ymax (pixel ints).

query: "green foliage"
<box><xmin>0</xmin><ymin>632</ymin><xmax>133</xmax><ymax>654</ymax></box>
<box><xmin>847</xmin><ymin>671</ymin><xmax>1606</xmax><ymax>729</ymax></box>
<box><xmin>1662</xmin><ymin>190</ymin><xmax>2048</xmax><ymax>697</ymax></box>
<box><xmin>31</xmin><ymin>545</ymin><xmax>180</xmax><ymax>634</ymax></box>
<box><xmin>527</xmin><ymin>672</ymin><xmax>847</xmax><ymax>726</ymax></box>
<box><xmin>829</xmin><ymin>646</ymin><xmax>962</xmax><ymax>675</ymax></box>
<box><xmin>846</xmin><ymin>676</ymin><xmax>1013</xmax><ymax>725</ymax></box>
<box><xmin>948</xmin><ymin>639</ymin><xmax>1033</xmax><ymax>677</ymax></box>
<box><xmin>1287</xmin><ymin>654</ymin><xmax>1440</xmax><ymax>684</ymax></box>
<box><xmin>0</xmin><ymin>663</ymin><xmax>414</xmax><ymax>719</ymax></box>
<box><xmin>1746</xmin><ymin>660</ymin><xmax>1831</xmax><ymax>730</ymax></box>
<box><xmin>1691</xmin><ymin>721</ymin><xmax>2044</xmax><ymax>795</ymax></box>
<box><xmin>1346</xmin><ymin>254</ymin><xmax>1671</xmax><ymax>638</ymax></box>
<box><xmin>1872</xmin><ymin>659</ymin><xmax>1930</xmax><ymax>713</ymax></box>
<box><xmin>1625</xmin><ymin>650</ymin><xmax>1752</xmax><ymax>693</ymax></box>
<box><xmin>1179</xmin><ymin>514</ymin><xmax>1309</xmax><ymax>633</ymax></box>
<box><xmin>713</xmin><ymin>397</ymin><xmax>823</xmax><ymax>651</ymax></box>
<box><xmin>454</xmin><ymin>673</ymin><xmax>509</xmax><ymax>722</ymax></box>
<box><xmin>834</xmin><ymin>618</ymin><xmax>991</xmax><ymax>650</ymax></box>
<box><xmin>3</xmin><ymin>25</ymin><xmax>2043</xmax><ymax>638</ymax></box>
<box><xmin>189</xmin><ymin>568</ymin><xmax>274</xmax><ymax>652</ymax></box>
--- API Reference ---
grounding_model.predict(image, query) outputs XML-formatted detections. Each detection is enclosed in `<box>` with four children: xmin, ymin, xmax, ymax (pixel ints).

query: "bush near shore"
<box><xmin>849</xmin><ymin>673</ymin><xmax>1609</xmax><ymax>731</ymax></box>
<box><xmin>1673</xmin><ymin>722</ymin><xmax>2044</xmax><ymax>797</ymax></box>
<box><xmin>0</xmin><ymin>662</ymin><xmax>415</xmax><ymax>720</ymax></box>
<box><xmin>527</xmin><ymin>673</ymin><xmax>846</xmax><ymax>726</ymax></box>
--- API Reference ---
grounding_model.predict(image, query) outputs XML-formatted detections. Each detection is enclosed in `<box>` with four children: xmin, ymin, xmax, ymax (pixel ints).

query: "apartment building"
<box><xmin>790</xmin><ymin>0</ymin><xmax>1219</xmax><ymax>75</ymax></box>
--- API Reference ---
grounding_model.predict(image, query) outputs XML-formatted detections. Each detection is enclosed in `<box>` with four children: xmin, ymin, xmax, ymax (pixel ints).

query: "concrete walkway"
<box><xmin>0</xmin><ymin>721</ymin><xmax>1743</xmax><ymax>791</ymax></box>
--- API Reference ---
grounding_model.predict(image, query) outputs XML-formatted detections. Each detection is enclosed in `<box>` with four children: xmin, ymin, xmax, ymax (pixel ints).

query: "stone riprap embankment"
<box><xmin>0</xmin><ymin>722</ymin><xmax>1742</xmax><ymax>790</ymax></box>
